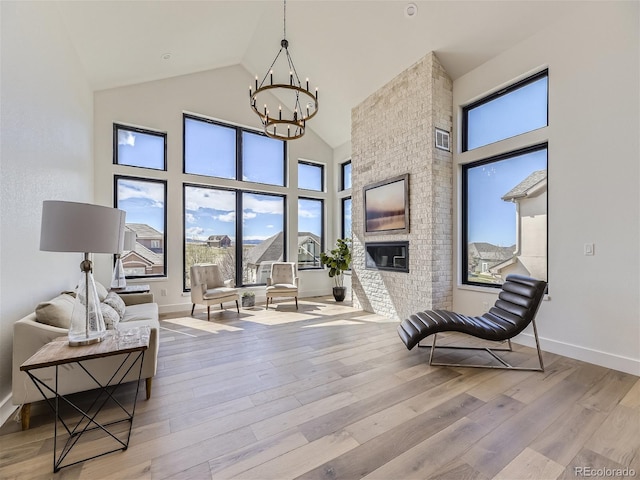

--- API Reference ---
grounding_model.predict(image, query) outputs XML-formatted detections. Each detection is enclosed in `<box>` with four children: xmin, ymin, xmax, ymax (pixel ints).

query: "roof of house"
<box><xmin>502</xmin><ymin>170</ymin><xmax>547</xmax><ymax>201</ymax></box>
<box><xmin>207</xmin><ymin>235</ymin><xmax>230</xmax><ymax>241</ymax></box>
<box><xmin>126</xmin><ymin>224</ymin><xmax>163</xmax><ymax>239</ymax></box>
<box><xmin>246</xmin><ymin>232</ymin><xmax>321</xmax><ymax>266</ymax></box>
<box><xmin>468</xmin><ymin>242</ymin><xmax>515</xmax><ymax>262</ymax></box>
<box><xmin>123</xmin><ymin>242</ymin><xmax>164</xmax><ymax>266</ymax></box>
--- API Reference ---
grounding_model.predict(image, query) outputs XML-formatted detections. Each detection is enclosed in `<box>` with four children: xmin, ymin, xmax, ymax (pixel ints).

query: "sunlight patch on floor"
<box><xmin>302</xmin><ymin>319</ymin><xmax>365</xmax><ymax>328</ymax></box>
<box><xmin>162</xmin><ymin>317</ymin><xmax>243</xmax><ymax>334</ymax></box>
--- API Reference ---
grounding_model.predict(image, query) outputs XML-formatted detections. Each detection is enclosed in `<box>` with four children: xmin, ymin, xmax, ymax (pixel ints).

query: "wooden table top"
<box><xmin>20</xmin><ymin>327</ymin><xmax>150</xmax><ymax>371</ymax></box>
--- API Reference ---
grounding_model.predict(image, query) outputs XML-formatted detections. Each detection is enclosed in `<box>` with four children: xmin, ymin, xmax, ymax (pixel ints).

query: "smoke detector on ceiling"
<box><xmin>405</xmin><ymin>3</ymin><xmax>418</xmax><ymax>18</ymax></box>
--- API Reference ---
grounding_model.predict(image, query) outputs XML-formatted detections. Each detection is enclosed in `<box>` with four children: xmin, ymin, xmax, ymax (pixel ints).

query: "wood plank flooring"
<box><xmin>1</xmin><ymin>297</ymin><xmax>638</xmax><ymax>479</ymax></box>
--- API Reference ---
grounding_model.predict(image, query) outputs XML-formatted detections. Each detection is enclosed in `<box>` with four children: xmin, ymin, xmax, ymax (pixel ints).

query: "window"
<box><xmin>183</xmin><ymin>114</ymin><xmax>286</xmax><ymax>186</ymax></box>
<box><xmin>298</xmin><ymin>160</ymin><xmax>324</xmax><ymax>191</ymax></box>
<box><xmin>183</xmin><ymin>185</ymin><xmax>285</xmax><ymax>289</ymax></box>
<box><xmin>341</xmin><ymin>160</ymin><xmax>352</xmax><ymax>190</ymax></box>
<box><xmin>462</xmin><ymin>144</ymin><xmax>548</xmax><ymax>287</ymax></box>
<box><xmin>461</xmin><ymin>71</ymin><xmax>549</xmax><ymax>287</ymax></box>
<box><xmin>242</xmin><ymin>192</ymin><xmax>285</xmax><ymax>284</ymax></box>
<box><xmin>183</xmin><ymin>185</ymin><xmax>236</xmax><ymax>289</ymax></box>
<box><xmin>184</xmin><ymin>115</ymin><xmax>236</xmax><ymax>179</ymax></box>
<box><xmin>115</xmin><ymin>176</ymin><xmax>167</xmax><ymax>278</ymax></box>
<box><xmin>114</xmin><ymin>124</ymin><xmax>166</xmax><ymax>170</ymax></box>
<box><xmin>463</xmin><ymin>70</ymin><xmax>548</xmax><ymax>151</ymax></box>
<box><xmin>298</xmin><ymin>197</ymin><xmax>324</xmax><ymax>269</ymax></box>
<box><xmin>342</xmin><ymin>197</ymin><xmax>352</xmax><ymax>239</ymax></box>
<box><xmin>242</xmin><ymin>131</ymin><xmax>285</xmax><ymax>186</ymax></box>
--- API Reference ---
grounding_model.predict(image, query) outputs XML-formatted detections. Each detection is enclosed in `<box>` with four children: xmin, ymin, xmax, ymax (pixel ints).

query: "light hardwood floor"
<box><xmin>1</xmin><ymin>297</ymin><xmax>638</xmax><ymax>479</ymax></box>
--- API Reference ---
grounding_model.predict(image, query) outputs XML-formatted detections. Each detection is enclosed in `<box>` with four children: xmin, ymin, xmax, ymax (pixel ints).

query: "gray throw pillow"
<box><xmin>100</xmin><ymin>302</ymin><xmax>120</xmax><ymax>330</ymax></box>
<box><xmin>104</xmin><ymin>291</ymin><xmax>126</xmax><ymax>319</ymax></box>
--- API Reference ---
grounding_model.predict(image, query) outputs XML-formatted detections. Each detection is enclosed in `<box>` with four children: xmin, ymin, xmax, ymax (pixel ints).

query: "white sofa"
<box><xmin>12</xmin><ymin>286</ymin><xmax>159</xmax><ymax>430</ymax></box>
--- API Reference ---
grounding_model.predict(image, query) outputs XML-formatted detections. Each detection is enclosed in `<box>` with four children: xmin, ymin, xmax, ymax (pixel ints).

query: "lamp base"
<box><xmin>68</xmin><ymin>331</ymin><xmax>105</xmax><ymax>347</ymax></box>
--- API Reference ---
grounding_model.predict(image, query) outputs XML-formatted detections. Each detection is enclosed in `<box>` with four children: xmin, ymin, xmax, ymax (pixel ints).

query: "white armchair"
<box><xmin>265</xmin><ymin>262</ymin><xmax>299</xmax><ymax>309</ymax></box>
<box><xmin>190</xmin><ymin>264</ymin><xmax>239</xmax><ymax>320</ymax></box>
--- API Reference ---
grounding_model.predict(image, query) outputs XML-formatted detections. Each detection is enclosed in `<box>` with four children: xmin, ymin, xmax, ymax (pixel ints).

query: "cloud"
<box><xmin>117</xmin><ymin>130</ymin><xmax>136</xmax><ymax>147</ymax></box>
<box><xmin>186</xmin><ymin>227</ymin><xmax>205</xmax><ymax>239</ymax></box>
<box><xmin>243</xmin><ymin>212</ymin><xmax>256</xmax><ymax>220</ymax></box>
<box><xmin>117</xmin><ymin>179</ymin><xmax>164</xmax><ymax>208</ymax></box>
<box><xmin>185</xmin><ymin>213</ymin><xmax>196</xmax><ymax>224</ymax></box>
<box><xmin>184</xmin><ymin>186</ymin><xmax>235</xmax><ymax>212</ymax></box>
<box><xmin>216</xmin><ymin>212</ymin><xmax>236</xmax><ymax>223</ymax></box>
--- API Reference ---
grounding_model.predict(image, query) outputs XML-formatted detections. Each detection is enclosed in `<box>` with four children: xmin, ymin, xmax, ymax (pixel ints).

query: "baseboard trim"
<box><xmin>514</xmin><ymin>332</ymin><xmax>640</xmax><ymax>376</ymax></box>
<box><xmin>0</xmin><ymin>393</ymin><xmax>18</xmax><ymax>428</ymax></box>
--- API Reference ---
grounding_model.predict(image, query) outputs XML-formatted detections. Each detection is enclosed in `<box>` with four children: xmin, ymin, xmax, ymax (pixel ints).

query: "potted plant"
<box><xmin>320</xmin><ymin>238</ymin><xmax>352</xmax><ymax>302</ymax></box>
<box><xmin>241</xmin><ymin>291</ymin><xmax>255</xmax><ymax>308</ymax></box>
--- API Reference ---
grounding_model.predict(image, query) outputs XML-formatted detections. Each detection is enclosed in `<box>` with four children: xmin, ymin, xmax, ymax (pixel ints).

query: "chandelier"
<box><xmin>250</xmin><ymin>0</ymin><xmax>318</xmax><ymax>140</ymax></box>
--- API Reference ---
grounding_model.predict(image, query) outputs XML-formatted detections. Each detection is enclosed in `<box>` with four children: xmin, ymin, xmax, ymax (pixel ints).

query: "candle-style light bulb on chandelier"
<box><xmin>250</xmin><ymin>0</ymin><xmax>318</xmax><ymax>140</ymax></box>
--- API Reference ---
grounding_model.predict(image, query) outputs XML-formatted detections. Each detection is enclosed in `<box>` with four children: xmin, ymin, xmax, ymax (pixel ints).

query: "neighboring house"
<box><xmin>297</xmin><ymin>232</ymin><xmax>321</xmax><ymax>268</ymax></box>
<box><xmin>467</xmin><ymin>242</ymin><xmax>515</xmax><ymax>281</ymax></box>
<box><xmin>206</xmin><ymin>235</ymin><xmax>232</xmax><ymax>248</ymax></box>
<box><xmin>491</xmin><ymin>170</ymin><xmax>548</xmax><ymax>281</ymax></box>
<box><xmin>121</xmin><ymin>224</ymin><xmax>164</xmax><ymax>275</ymax></box>
<box><xmin>122</xmin><ymin>242</ymin><xmax>164</xmax><ymax>276</ymax></box>
<box><xmin>244</xmin><ymin>231</ymin><xmax>322</xmax><ymax>283</ymax></box>
<box><xmin>125</xmin><ymin>224</ymin><xmax>164</xmax><ymax>254</ymax></box>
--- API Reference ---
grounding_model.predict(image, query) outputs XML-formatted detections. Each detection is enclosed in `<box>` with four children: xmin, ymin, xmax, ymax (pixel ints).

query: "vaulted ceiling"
<box><xmin>55</xmin><ymin>1</ymin><xmax>582</xmax><ymax>148</ymax></box>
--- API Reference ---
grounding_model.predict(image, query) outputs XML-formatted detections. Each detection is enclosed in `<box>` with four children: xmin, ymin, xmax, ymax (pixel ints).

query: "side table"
<box><xmin>20</xmin><ymin>328</ymin><xmax>149</xmax><ymax>472</ymax></box>
<box><xmin>110</xmin><ymin>284</ymin><xmax>150</xmax><ymax>294</ymax></box>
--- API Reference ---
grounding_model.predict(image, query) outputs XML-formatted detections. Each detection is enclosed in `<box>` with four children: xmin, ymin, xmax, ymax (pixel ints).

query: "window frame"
<box><xmin>239</xmin><ymin>190</ymin><xmax>288</xmax><ymax>286</ymax></box>
<box><xmin>341</xmin><ymin>196</ymin><xmax>352</xmax><ymax>240</ymax></box>
<box><xmin>340</xmin><ymin>160</ymin><xmax>352</xmax><ymax>191</ymax></box>
<box><xmin>183</xmin><ymin>113</ymin><xmax>287</xmax><ymax>187</ymax></box>
<box><xmin>461</xmin><ymin>143</ymin><xmax>548</xmax><ymax>288</ymax></box>
<box><xmin>297</xmin><ymin>196</ymin><xmax>325</xmax><ymax>270</ymax></box>
<box><xmin>113</xmin><ymin>123</ymin><xmax>167</xmax><ymax>171</ymax></box>
<box><xmin>461</xmin><ymin>69</ymin><xmax>548</xmax><ymax>152</ymax></box>
<box><xmin>183</xmin><ymin>183</ymin><xmax>237</xmax><ymax>291</ymax></box>
<box><xmin>298</xmin><ymin>159</ymin><xmax>325</xmax><ymax>192</ymax></box>
<box><xmin>114</xmin><ymin>175</ymin><xmax>168</xmax><ymax>279</ymax></box>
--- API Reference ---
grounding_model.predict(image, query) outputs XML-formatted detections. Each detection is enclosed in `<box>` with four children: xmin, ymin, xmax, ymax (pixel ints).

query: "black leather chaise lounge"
<box><xmin>397</xmin><ymin>274</ymin><xmax>547</xmax><ymax>371</ymax></box>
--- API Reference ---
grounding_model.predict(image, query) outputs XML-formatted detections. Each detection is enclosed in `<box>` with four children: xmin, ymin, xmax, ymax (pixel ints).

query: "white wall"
<box><xmin>0</xmin><ymin>2</ymin><xmax>94</xmax><ymax>424</ymax></box>
<box><xmin>452</xmin><ymin>2</ymin><xmax>640</xmax><ymax>375</ymax></box>
<box><xmin>93</xmin><ymin>65</ymin><xmax>334</xmax><ymax>311</ymax></box>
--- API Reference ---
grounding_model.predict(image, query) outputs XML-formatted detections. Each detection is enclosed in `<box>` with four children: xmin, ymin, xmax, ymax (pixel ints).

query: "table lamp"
<box><xmin>111</xmin><ymin>230</ymin><xmax>137</xmax><ymax>289</ymax></box>
<box><xmin>40</xmin><ymin>201</ymin><xmax>126</xmax><ymax>346</ymax></box>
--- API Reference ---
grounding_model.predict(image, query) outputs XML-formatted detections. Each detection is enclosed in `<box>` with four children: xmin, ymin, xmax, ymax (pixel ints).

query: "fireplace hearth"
<box><xmin>365</xmin><ymin>241</ymin><xmax>409</xmax><ymax>272</ymax></box>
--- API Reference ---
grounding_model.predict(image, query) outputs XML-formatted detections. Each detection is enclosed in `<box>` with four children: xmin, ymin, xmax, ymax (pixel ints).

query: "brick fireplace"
<box><xmin>351</xmin><ymin>52</ymin><xmax>453</xmax><ymax>320</ymax></box>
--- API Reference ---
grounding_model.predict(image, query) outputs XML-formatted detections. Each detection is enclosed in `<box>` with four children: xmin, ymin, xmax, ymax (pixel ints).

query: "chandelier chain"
<box><xmin>283</xmin><ymin>0</ymin><xmax>287</xmax><ymax>40</ymax></box>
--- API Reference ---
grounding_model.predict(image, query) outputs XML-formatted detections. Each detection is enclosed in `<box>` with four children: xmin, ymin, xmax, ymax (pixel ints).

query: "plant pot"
<box><xmin>332</xmin><ymin>286</ymin><xmax>347</xmax><ymax>302</ymax></box>
<box><xmin>242</xmin><ymin>296</ymin><xmax>255</xmax><ymax>308</ymax></box>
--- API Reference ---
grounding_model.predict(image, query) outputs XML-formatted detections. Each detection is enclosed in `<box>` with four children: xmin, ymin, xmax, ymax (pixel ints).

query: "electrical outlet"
<box><xmin>161</xmin><ymin>288</ymin><xmax>167</xmax><ymax>296</ymax></box>
<box><xmin>584</xmin><ymin>243</ymin><xmax>595</xmax><ymax>256</ymax></box>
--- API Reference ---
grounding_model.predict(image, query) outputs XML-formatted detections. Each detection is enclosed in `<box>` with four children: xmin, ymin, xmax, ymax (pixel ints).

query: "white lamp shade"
<box><xmin>40</xmin><ymin>201</ymin><xmax>126</xmax><ymax>254</ymax></box>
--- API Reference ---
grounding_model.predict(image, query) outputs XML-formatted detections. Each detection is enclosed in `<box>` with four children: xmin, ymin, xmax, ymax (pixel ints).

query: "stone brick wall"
<box><xmin>351</xmin><ymin>52</ymin><xmax>453</xmax><ymax>320</ymax></box>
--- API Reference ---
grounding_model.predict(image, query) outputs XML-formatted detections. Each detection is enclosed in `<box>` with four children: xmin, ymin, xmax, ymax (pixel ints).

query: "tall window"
<box><xmin>298</xmin><ymin>160</ymin><xmax>324</xmax><ymax>191</ymax></box>
<box><xmin>184</xmin><ymin>115</ymin><xmax>236</xmax><ymax>179</ymax></box>
<box><xmin>341</xmin><ymin>160</ymin><xmax>352</xmax><ymax>191</ymax></box>
<box><xmin>115</xmin><ymin>176</ymin><xmax>167</xmax><ymax>278</ymax></box>
<box><xmin>461</xmin><ymin>70</ymin><xmax>549</xmax><ymax>287</ymax></box>
<box><xmin>242</xmin><ymin>192</ymin><xmax>285</xmax><ymax>285</ymax></box>
<box><xmin>114</xmin><ymin>124</ymin><xmax>166</xmax><ymax>171</ymax></box>
<box><xmin>184</xmin><ymin>185</ymin><xmax>236</xmax><ymax>289</ymax></box>
<box><xmin>242</xmin><ymin>131</ymin><xmax>285</xmax><ymax>186</ymax></box>
<box><xmin>342</xmin><ymin>197</ymin><xmax>352</xmax><ymax>239</ymax></box>
<box><xmin>298</xmin><ymin>197</ymin><xmax>324</xmax><ymax>269</ymax></box>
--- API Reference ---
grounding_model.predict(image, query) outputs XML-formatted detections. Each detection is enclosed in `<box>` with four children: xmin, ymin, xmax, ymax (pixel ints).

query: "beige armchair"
<box><xmin>190</xmin><ymin>264</ymin><xmax>239</xmax><ymax>320</ymax></box>
<box><xmin>266</xmin><ymin>262</ymin><xmax>299</xmax><ymax>309</ymax></box>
